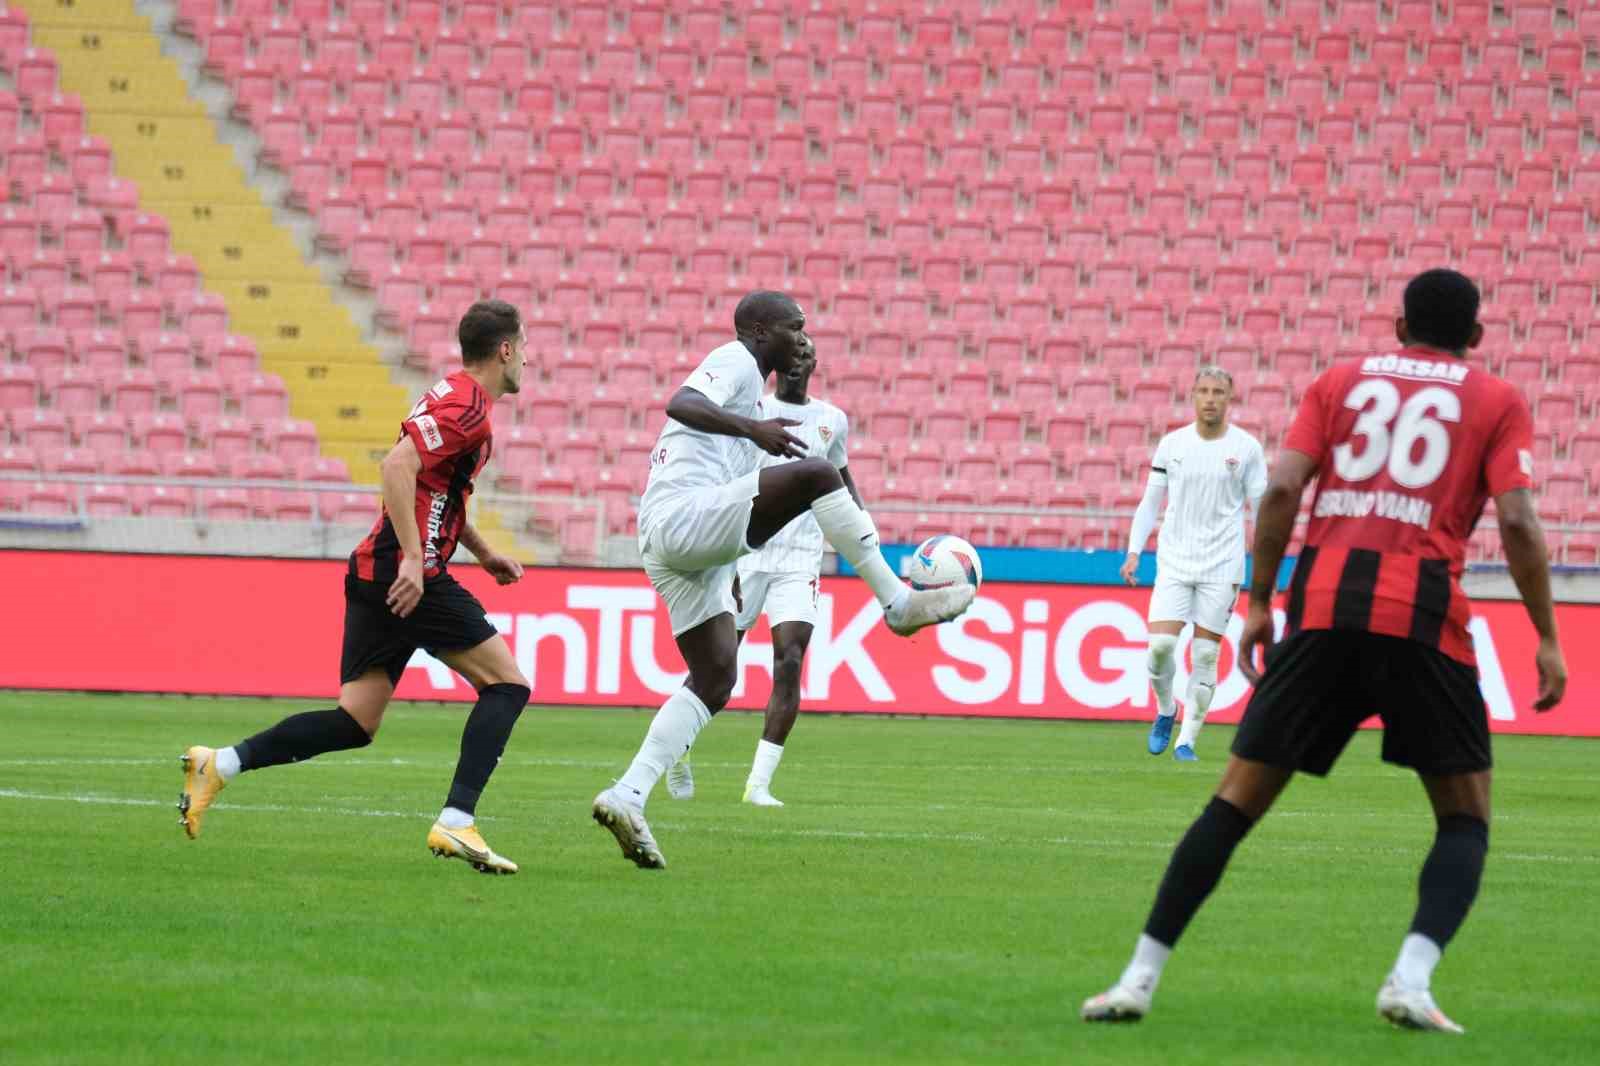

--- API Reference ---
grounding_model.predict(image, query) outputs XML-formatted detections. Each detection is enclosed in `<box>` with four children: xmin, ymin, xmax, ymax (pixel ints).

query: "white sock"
<box><xmin>810</xmin><ymin>487</ymin><xmax>905</xmax><ymax>609</ymax></box>
<box><xmin>747</xmin><ymin>739</ymin><xmax>784</xmax><ymax>791</ymax></box>
<box><xmin>1391</xmin><ymin>932</ymin><xmax>1442</xmax><ymax>989</ymax></box>
<box><xmin>1177</xmin><ymin>638</ymin><xmax>1219</xmax><ymax>747</ymax></box>
<box><xmin>618</xmin><ymin>687</ymin><xmax>713</xmax><ymax>805</ymax></box>
<box><xmin>1148</xmin><ymin>634</ymin><xmax>1179</xmax><ymax>718</ymax></box>
<box><xmin>1118</xmin><ymin>933</ymin><xmax>1172</xmax><ymax>992</ymax></box>
<box><xmin>437</xmin><ymin>806</ymin><xmax>473</xmax><ymax>829</ymax></box>
<box><xmin>215</xmin><ymin>745</ymin><xmax>241</xmax><ymax>781</ymax></box>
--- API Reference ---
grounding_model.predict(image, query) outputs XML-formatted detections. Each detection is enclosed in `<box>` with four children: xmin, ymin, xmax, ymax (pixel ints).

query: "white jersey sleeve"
<box><xmin>826</xmin><ymin>407</ymin><xmax>849</xmax><ymax>469</ymax></box>
<box><xmin>638</xmin><ymin>341</ymin><xmax>765</xmax><ymax>534</ymax></box>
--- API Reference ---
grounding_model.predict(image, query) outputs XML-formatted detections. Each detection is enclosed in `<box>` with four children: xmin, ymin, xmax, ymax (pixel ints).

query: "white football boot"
<box><xmin>883</xmin><ymin>584</ymin><xmax>975</xmax><ymax>636</ymax></box>
<box><xmin>1376</xmin><ymin>977</ymin><xmax>1465</xmax><ymax>1034</ymax></box>
<box><xmin>591</xmin><ymin>785</ymin><xmax>666</xmax><ymax>869</ymax></box>
<box><xmin>1081</xmin><ymin>976</ymin><xmax>1155</xmax><ymax>1023</ymax></box>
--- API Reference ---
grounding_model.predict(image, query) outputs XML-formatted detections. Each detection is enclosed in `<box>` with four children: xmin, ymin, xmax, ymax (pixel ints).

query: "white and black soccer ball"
<box><xmin>907</xmin><ymin>534</ymin><xmax>983</xmax><ymax>592</ymax></box>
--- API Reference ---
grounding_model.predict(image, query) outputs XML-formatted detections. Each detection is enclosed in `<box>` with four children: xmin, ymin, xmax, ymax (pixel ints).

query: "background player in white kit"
<box><xmin>1122</xmin><ymin>367</ymin><xmax>1267</xmax><ymax>761</ymax></box>
<box><xmin>592</xmin><ymin>291</ymin><xmax>973</xmax><ymax>868</ymax></box>
<box><xmin>665</xmin><ymin>344</ymin><xmax>859</xmax><ymax>807</ymax></box>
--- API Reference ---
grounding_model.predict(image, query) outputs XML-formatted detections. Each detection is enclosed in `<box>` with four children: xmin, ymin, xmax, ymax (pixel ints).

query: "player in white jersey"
<box><xmin>592</xmin><ymin>291</ymin><xmax>974</xmax><ymax>868</ymax></box>
<box><xmin>1122</xmin><ymin>367</ymin><xmax>1267</xmax><ymax>762</ymax></box>
<box><xmin>665</xmin><ymin>345</ymin><xmax>858</xmax><ymax>807</ymax></box>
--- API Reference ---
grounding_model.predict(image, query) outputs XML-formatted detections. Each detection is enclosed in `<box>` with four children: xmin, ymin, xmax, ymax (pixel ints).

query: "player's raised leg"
<box><xmin>425</xmin><ymin>633</ymin><xmax>531</xmax><ymax>874</ymax></box>
<box><xmin>595</xmin><ymin>612</ymin><xmax>737</xmax><ymax>869</ymax></box>
<box><xmin>745</xmin><ymin>618</ymin><xmax>811</xmax><ymax>806</ymax></box>
<box><xmin>1375</xmin><ymin>770</ymin><xmax>1490</xmax><ymax>1034</ymax></box>
<box><xmin>179</xmin><ymin>670</ymin><xmax>387</xmax><ymax>839</ymax></box>
<box><xmin>1174</xmin><ymin>622</ymin><xmax>1224</xmax><ymax>761</ymax></box>
<box><xmin>1083</xmin><ymin>756</ymin><xmax>1291</xmax><ymax>1021</ymax></box>
<box><xmin>747</xmin><ymin>459</ymin><xmax>972</xmax><ymax>635</ymax></box>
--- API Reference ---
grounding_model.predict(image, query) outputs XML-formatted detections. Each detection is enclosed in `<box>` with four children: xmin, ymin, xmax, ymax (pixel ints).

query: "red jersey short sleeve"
<box><xmin>350</xmin><ymin>372</ymin><xmax>494</xmax><ymax>583</ymax></box>
<box><xmin>1282</xmin><ymin>370</ymin><xmax>1332</xmax><ymax>463</ymax></box>
<box><xmin>1481</xmin><ymin>387</ymin><xmax>1535</xmax><ymax>498</ymax></box>
<box><xmin>1281</xmin><ymin>350</ymin><xmax>1529</xmax><ymax>668</ymax></box>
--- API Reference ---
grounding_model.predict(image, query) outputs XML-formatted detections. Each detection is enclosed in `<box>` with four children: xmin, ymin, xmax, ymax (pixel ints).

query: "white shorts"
<box><xmin>639</xmin><ymin>470</ymin><xmax>762</xmax><ymax>636</ymax></box>
<box><xmin>734</xmin><ymin>567</ymin><xmax>820</xmax><ymax>631</ymax></box>
<box><xmin>1148</xmin><ymin>571</ymin><xmax>1240</xmax><ymax>635</ymax></box>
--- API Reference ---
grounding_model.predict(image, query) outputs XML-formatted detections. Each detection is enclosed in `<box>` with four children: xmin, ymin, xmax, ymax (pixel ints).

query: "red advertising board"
<box><xmin>1</xmin><ymin>551</ymin><xmax>1593</xmax><ymax>736</ymax></box>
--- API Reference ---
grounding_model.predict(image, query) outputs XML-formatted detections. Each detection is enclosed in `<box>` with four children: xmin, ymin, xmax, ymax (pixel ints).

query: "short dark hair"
<box><xmin>734</xmin><ymin>290</ymin><xmax>800</xmax><ymax>335</ymax></box>
<box><xmin>457</xmin><ymin>300</ymin><xmax>520</xmax><ymax>363</ymax></box>
<box><xmin>1403</xmin><ymin>269</ymin><xmax>1479</xmax><ymax>351</ymax></box>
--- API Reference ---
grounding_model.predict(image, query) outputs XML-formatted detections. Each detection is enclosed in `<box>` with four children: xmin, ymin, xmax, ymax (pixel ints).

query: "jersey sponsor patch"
<box><xmin>413</xmin><ymin>413</ymin><xmax>445</xmax><ymax>451</ymax></box>
<box><xmin>429</xmin><ymin>379</ymin><xmax>454</xmax><ymax>400</ymax></box>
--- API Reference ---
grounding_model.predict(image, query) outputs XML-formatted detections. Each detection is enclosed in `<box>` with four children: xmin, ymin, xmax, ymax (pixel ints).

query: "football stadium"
<box><xmin>1</xmin><ymin>1</ymin><xmax>1597</xmax><ymax>1063</ymax></box>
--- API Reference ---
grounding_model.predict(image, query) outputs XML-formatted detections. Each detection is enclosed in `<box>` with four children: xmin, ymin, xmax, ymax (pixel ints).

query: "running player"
<box><xmin>1122</xmin><ymin>368</ymin><xmax>1267</xmax><ymax>762</ymax></box>
<box><xmin>1083</xmin><ymin>270</ymin><xmax>1567</xmax><ymax>1031</ymax></box>
<box><xmin>664</xmin><ymin>342</ymin><xmax>859</xmax><ymax>807</ymax></box>
<box><xmin>592</xmin><ymin>291</ymin><xmax>973</xmax><ymax>868</ymax></box>
<box><xmin>178</xmin><ymin>300</ymin><xmax>534</xmax><ymax>875</ymax></box>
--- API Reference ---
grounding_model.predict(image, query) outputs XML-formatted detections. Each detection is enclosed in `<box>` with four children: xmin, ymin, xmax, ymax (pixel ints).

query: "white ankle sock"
<box><xmin>747</xmin><ymin>739</ymin><xmax>784</xmax><ymax>791</ymax></box>
<box><xmin>810</xmin><ymin>488</ymin><xmax>905</xmax><ymax>609</ymax></box>
<box><xmin>1178</xmin><ymin>638</ymin><xmax>1218</xmax><ymax>746</ymax></box>
<box><xmin>215</xmin><ymin>746</ymin><xmax>241</xmax><ymax>781</ymax></box>
<box><xmin>618</xmin><ymin>688</ymin><xmax>713</xmax><ymax>805</ymax></box>
<box><xmin>438</xmin><ymin>806</ymin><xmax>473</xmax><ymax>829</ymax></box>
<box><xmin>1148</xmin><ymin>635</ymin><xmax>1178</xmax><ymax>718</ymax></box>
<box><xmin>1118</xmin><ymin>933</ymin><xmax>1172</xmax><ymax>992</ymax></box>
<box><xmin>1392</xmin><ymin>932</ymin><xmax>1442</xmax><ymax>989</ymax></box>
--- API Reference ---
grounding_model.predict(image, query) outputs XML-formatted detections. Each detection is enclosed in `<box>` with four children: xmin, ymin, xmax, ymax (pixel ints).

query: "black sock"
<box><xmin>1408</xmin><ymin>813</ymin><xmax>1489</xmax><ymax>948</ymax></box>
<box><xmin>235</xmin><ymin>708</ymin><xmax>372</xmax><ymax>772</ymax></box>
<box><xmin>1143</xmin><ymin>797</ymin><xmax>1256</xmax><ymax>947</ymax></box>
<box><xmin>444</xmin><ymin>683</ymin><xmax>530</xmax><ymax>816</ymax></box>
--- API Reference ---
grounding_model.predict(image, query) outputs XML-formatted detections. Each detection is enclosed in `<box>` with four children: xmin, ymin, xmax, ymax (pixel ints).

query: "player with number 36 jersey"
<box><xmin>1085</xmin><ymin>269</ymin><xmax>1567</xmax><ymax>1035</ymax></box>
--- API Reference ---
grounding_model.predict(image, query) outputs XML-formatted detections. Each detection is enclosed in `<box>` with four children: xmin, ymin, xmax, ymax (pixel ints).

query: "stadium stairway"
<box><xmin>14</xmin><ymin>0</ymin><xmax>523</xmax><ymax>556</ymax></box>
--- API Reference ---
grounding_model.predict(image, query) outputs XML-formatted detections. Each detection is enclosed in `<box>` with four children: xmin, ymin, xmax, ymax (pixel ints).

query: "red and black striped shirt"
<box><xmin>349</xmin><ymin>372</ymin><xmax>493</xmax><ymax>584</ymax></box>
<box><xmin>1281</xmin><ymin>349</ymin><xmax>1534</xmax><ymax>668</ymax></box>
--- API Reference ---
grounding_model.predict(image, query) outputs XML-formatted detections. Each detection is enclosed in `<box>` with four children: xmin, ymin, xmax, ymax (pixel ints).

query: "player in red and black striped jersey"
<box><xmin>1085</xmin><ymin>270</ymin><xmax>1567</xmax><ymax>1033</ymax></box>
<box><xmin>177</xmin><ymin>301</ymin><xmax>535</xmax><ymax>875</ymax></box>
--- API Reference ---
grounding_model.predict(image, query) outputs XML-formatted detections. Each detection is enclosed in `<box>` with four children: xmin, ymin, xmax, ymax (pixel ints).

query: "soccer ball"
<box><xmin>907</xmin><ymin>534</ymin><xmax>983</xmax><ymax>592</ymax></box>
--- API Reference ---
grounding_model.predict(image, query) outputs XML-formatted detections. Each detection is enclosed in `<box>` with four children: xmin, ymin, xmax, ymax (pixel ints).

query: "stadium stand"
<box><xmin>4</xmin><ymin>0</ymin><xmax>1596</xmax><ymax>561</ymax></box>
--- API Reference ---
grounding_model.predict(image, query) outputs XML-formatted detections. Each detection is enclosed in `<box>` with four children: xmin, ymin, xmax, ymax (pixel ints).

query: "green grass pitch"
<box><xmin>1</xmin><ymin>691</ymin><xmax>1596</xmax><ymax>1065</ymax></box>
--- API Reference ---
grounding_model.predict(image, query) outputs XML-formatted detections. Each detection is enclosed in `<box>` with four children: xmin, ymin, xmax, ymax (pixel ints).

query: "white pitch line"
<box><xmin>2</xmin><ymin>789</ymin><xmax>1592</xmax><ymax>866</ymax></box>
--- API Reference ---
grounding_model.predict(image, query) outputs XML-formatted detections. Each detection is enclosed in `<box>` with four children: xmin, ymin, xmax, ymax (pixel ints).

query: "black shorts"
<box><xmin>339</xmin><ymin>572</ymin><xmax>499</xmax><ymax>686</ymax></box>
<box><xmin>1231</xmin><ymin>629</ymin><xmax>1492</xmax><ymax>777</ymax></box>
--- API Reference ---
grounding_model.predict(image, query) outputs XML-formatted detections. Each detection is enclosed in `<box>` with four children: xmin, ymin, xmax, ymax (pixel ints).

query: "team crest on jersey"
<box><xmin>818</xmin><ymin>426</ymin><xmax>832</xmax><ymax>442</ymax></box>
<box><xmin>1226</xmin><ymin>457</ymin><xmax>1239</xmax><ymax>471</ymax></box>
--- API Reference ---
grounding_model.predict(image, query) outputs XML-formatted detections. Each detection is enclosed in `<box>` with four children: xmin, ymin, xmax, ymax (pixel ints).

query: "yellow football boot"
<box><xmin>178</xmin><ymin>745</ymin><xmax>226</xmax><ymax>839</ymax></box>
<box><xmin>426</xmin><ymin>821</ymin><xmax>518</xmax><ymax>875</ymax></box>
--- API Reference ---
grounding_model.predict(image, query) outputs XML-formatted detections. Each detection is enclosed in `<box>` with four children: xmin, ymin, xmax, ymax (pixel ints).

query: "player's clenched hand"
<box><xmin>1238</xmin><ymin>602</ymin><xmax>1274</xmax><ymax>685</ymax></box>
<box><xmin>387</xmin><ymin>557</ymin><xmax>425</xmax><ymax>618</ymax></box>
<box><xmin>483</xmin><ymin>552</ymin><xmax>524</xmax><ymax>586</ymax></box>
<box><xmin>1533</xmin><ymin>636</ymin><xmax>1567</xmax><ymax>711</ymax></box>
<box><xmin>1119</xmin><ymin>553</ymin><xmax>1139</xmax><ymax>586</ymax></box>
<box><xmin>751</xmin><ymin>417</ymin><xmax>807</xmax><ymax>458</ymax></box>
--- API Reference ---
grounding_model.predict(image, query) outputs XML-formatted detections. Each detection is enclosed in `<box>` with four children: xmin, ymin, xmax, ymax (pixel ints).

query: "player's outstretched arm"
<box><xmin>1239</xmin><ymin>450</ymin><xmax>1317</xmax><ymax>683</ymax></box>
<box><xmin>1495</xmin><ymin>488</ymin><xmax>1567</xmax><ymax>711</ymax></box>
<box><xmin>460</xmin><ymin>523</ymin><xmax>524</xmax><ymax>586</ymax></box>
<box><xmin>380</xmin><ymin>437</ymin><xmax>427</xmax><ymax>618</ymax></box>
<box><xmin>667</xmin><ymin>386</ymin><xmax>805</xmax><ymax>457</ymax></box>
<box><xmin>1122</xmin><ymin>471</ymin><xmax>1167</xmax><ymax>585</ymax></box>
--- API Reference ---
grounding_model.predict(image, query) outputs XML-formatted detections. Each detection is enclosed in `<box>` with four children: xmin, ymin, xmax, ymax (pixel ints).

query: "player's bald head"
<box><xmin>734</xmin><ymin>290</ymin><xmax>802</xmax><ymax>336</ymax></box>
<box><xmin>1403</xmin><ymin>269</ymin><xmax>1480</xmax><ymax>352</ymax></box>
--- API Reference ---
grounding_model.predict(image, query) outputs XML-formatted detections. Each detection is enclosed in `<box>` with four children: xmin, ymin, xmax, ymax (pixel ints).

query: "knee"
<box><xmin>796</xmin><ymin>457</ymin><xmax>843</xmax><ymax>497</ymax></box>
<box><xmin>1191</xmin><ymin>638</ymin><xmax>1220</xmax><ymax>677</ymax></box>
<box><xmin>773</xmin><ymin>644</ymin><xmax>806</xmax><ymax>689</ymax></box>
<box><xmin>1148</xmin><ymin>633</ymin><xmax>1179</xmax><ymax>673</ymax></box>
<box><xmin>690</xmin><ymin>656</ymin><xmax>737</xmax><ymax>712</ymax></box>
